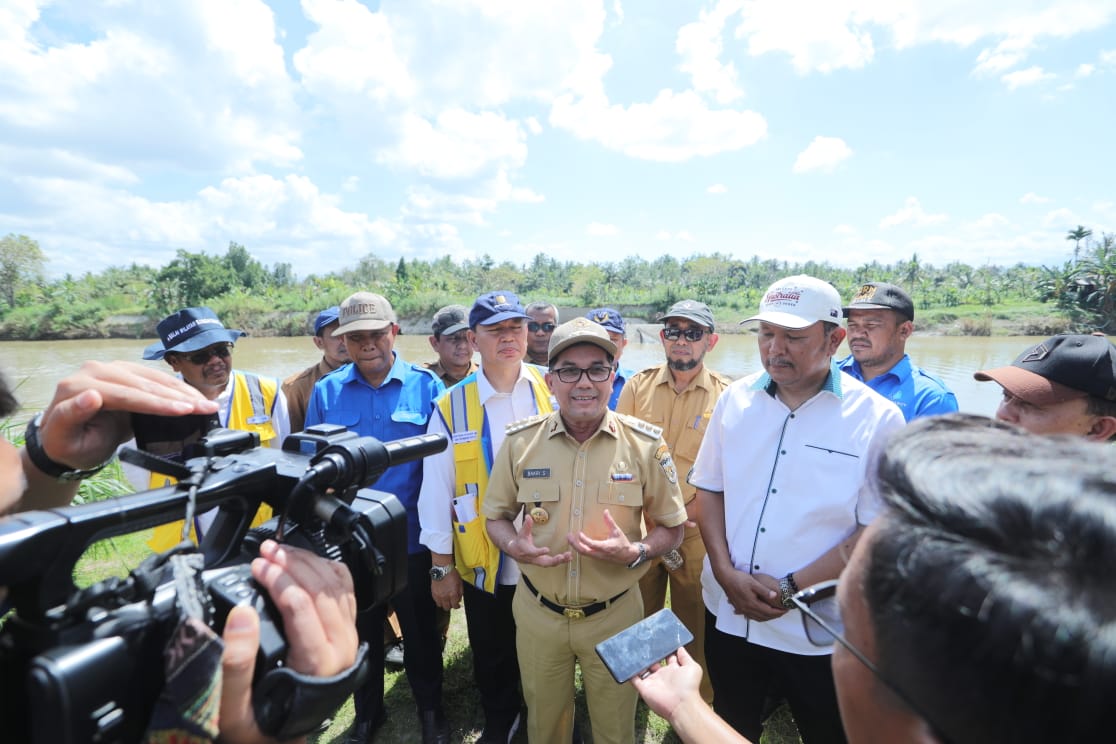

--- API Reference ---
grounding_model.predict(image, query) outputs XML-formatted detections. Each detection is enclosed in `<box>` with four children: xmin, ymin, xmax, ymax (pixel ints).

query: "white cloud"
<box><xmin>707</xmin><ymin>183</ymin><xmax>728</xmax><ymax>194</ymax></box>
<box><xmin>793</xmin><ymin>136</ymin><xmax>852</xmax><ymax>173</ymax></box>
<box><xmin>833</xmin><ymin>223</ymin><xmax>857</xmax><ymax>235</ymax></box>
<box><xmin>655</xmin><ymin>230</ymin><xmax>671</xmax><ymax>241</ymax></box>
<box><xmin>587</xmin><ymin>222</ymin><xmax>619</xmax><ymax>236</ymax></box>
<box><xmin>551</xmin><ymin>87</ymin><xmax>766</xmax><ymax>162</ymax></box>
<box><xmin>1002</xmin><ymin>66</ymin><xmax>1055</xmax><ymax>90</ymax></box>
<box><xmin>525</xmin><ymin>117</ymin><xmax>543</xmax><ymax>135</ymax></box>
<box><xmin>880</xmin><ymin>197</ymin><xmax>948</xmax><ymax>229</ymax></box>
<box><xmin>676</xmin><ymin>0</ymin><xmax>746</xmax><ymax>103</ymax></box>
<box><xmin>0</xmin><ymin>0</ymin><xmax>301</xmax><ymax>172</ymax></box>
<box><xmin>1020</xmin><ymin>192</ymin><xmax>1050</xmax><ymax>204</ymax></box>
<box><xmin>1076</xmin><ymin>63</ymin><xmax>1096</xmax><ymax>77</ymax></box>
<box><xmin>1101</xmin><ymin>49</ymin><xmax>1116</xmax><ymax>65</ymax></box>
<box><xmin>1042</xmin><ymin>207</ymin><xmax>1080</xmax><ymax>228</ymax></box>
<box><xmin>971</xmin><ymin>212</ymin><xmax>1012</xmax><ymax>231</ymax></box>
<box><xmin>728</xmin><ymin>2</ymin><xmax>1116</xmax><ymax>77</ymax></box>
<box><xmin>402</xmin><ymin>170</ymin><xmax>543</xmax><ymax>227</ymax></box>
<box><xmin>376</xmin><ymin>109</ymin><xmax>527</xmax><ymax>180</ymax></box>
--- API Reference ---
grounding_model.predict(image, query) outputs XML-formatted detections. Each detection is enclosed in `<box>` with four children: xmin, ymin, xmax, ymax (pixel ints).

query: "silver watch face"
<box><xmin>430</xmin><ymin>565</ymin><xmax>451</xmax><ymax>581</ymax></box>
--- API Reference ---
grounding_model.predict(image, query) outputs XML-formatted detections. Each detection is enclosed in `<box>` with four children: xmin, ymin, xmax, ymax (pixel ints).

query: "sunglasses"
<box><xmin>662</xmin><ymin>327</ymin><xmax>707</xmax><ymax>342</ymax></box>
<box><xmin>528</xmin><ymin>321</ymin><xmax>557</xmax><ymax>333</ymax></box>
<box><xmin>178</xmin><ymin>344</ymin><xmax>232</xmax><ymax>365</ymax></box>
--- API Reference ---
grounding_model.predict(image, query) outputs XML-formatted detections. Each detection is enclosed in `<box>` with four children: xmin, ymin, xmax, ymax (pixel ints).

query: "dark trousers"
<box><xmin>463</xmin><ymin>581</ymin><xmax>521</xmax><ymax>722</ymax></box>
<box><xmin>354</xmin><ymin>551</ymin><xmax>446</xmax><ymax>722</ymax></box>
<box><xmin>704</xmin><ymin>610</ymin><xmax>846</xmax><ymax>744</ymax></box>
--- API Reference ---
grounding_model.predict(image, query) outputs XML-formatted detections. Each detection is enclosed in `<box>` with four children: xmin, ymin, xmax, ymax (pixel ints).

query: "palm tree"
<box><xmin>1066</xmin><ymin>225</ymin><xmax>1093</xmax><ymax>265</ymax></box>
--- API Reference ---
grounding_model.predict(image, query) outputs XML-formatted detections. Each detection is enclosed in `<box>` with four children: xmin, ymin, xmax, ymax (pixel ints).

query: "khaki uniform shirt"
<box><xmin>616</xmin><ymin>364</ymin><xmax>732</xmax><ymax>504</ymax></box>
<box><xmin>282</xmin><ymin>358</ymin><xmax>337</xmax><ymax>432</ymax></box>
<box><xmin>423</xmin><ymin>358</ymin><xmax>478</xmax><ymax>388</ymax></box>
<box><xmin>483</xmin><ymin>410</ymin><xmax>687</xmax><ymax>606</ymax></box>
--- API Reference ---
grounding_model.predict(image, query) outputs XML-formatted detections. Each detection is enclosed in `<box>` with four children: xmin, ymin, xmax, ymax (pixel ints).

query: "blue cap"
<box><xmin>314</xmin><ymin>306</ymin><xmax>341</xmax><ymax>335</ymax></box>
<box><xmin>469</xmin><ymin>290</ymin><xmax>530</xmax><ymax>328</ymax></box>
<box><xmin>143</xmin><ymin>307</ymin><xmax>245</xmax><ymax>360</ymax></box>
<box><xmin>586</xmin><ymin>307</ymin><xmax>625</xmax><ymax>335</ymax></box>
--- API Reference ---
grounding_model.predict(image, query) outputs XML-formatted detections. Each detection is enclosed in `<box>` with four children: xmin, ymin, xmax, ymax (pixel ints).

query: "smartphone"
<box><xmin>595</xmin><ymin>608</ymin><xmax>693</xmax><ymax>684</ymax></box>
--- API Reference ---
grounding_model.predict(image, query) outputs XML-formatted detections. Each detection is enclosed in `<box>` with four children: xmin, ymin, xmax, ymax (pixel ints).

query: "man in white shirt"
<box><xmin>692</xmin><ymin>275</ymin><xmax>903</xmax><ymax>743</ymax></box>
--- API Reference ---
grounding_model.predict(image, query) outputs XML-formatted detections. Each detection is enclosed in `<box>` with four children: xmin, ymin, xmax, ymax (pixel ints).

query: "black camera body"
<box><xmin>0</xmin><ymin>423</ymin><xmax>446</xmax><ymax>743</ymax></box>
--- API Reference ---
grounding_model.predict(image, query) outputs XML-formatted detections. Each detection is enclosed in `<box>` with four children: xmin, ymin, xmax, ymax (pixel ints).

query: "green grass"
<box><xmin>74</xmin><ymin>538</ymin><xmax>802</xmax><ymax>743</ymax></box>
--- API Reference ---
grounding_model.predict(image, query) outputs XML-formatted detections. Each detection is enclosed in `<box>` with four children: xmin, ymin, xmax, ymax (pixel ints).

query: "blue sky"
<box><xmin>2</xmin><ymin>0</ymin><xmax>1114</xmax><ymax>279</ymax></box>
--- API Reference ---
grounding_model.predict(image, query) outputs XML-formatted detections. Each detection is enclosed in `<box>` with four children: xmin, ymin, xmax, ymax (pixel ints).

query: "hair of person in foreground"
<box><xmin>863</xmin><ymin>412</ymin><xmax>1116</xmax><ymax>743</ymax></box>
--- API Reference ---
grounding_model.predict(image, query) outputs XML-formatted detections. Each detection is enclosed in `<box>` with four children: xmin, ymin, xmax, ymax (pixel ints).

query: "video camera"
<box><xmin>0</xmin><ymin>423</ymin><xmax>447</xmax><ymax>743</ymax></box>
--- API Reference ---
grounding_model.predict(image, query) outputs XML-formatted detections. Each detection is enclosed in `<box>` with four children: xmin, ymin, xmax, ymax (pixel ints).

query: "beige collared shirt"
<box><xmin>483</xmin><ymin>410</ymin><xmax>687</xmax><ymax>606</ymax></box>
<box><xmin>616</xmin><ymin>363</ymin><xmax>732</xmax><ymax>504</ymax></box>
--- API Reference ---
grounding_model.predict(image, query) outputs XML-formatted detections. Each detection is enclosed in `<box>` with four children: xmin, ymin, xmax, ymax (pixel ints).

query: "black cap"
<box><xmin>974</xmin><ymin>334</ymin><xmax>1116</xmax><ymax>405</ymax></box>
<box><xmin>844</xmin><ymin>282</ymin><xmax>914</xmax><ymax>321</ymax></box>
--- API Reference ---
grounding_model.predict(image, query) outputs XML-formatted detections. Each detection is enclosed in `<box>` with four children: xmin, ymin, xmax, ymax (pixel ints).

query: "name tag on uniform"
<box><xmin>523</xmin><ymin>468</ymin><xmax>550</xmax><ymax>478</ymax></box>
<box><xmin>452</xmin><ymin>430</ymin><xmax>478</xmax><ymax>444</ymax></box>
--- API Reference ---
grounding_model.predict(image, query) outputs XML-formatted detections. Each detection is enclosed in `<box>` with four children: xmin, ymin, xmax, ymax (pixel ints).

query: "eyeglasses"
<box><xmin>793</xmin><ymin>580</ymin><xmax>948</xmax><ymax>740</ymax></box>
<box><xmin>662</xmin><ymin>327</ymin><xmax>707</xmax><ymax>342</ymax></box>
<box><xmin>179</xmin><ymin>344</ymin><xmax>232</xmax><ymax>365</ymax></box>
<box><xmin>551</xmin><ymin>364</ymin><xmax>614</xmax><ymax>384</ymax></box>
<box><xmin>528</xmin><ymin>321</ymin><xmax>556</xmax><ymax>334</ymax></box>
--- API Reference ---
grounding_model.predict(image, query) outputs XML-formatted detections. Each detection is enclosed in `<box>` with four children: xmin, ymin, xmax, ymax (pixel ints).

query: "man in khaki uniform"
<box><xmin>424</xmin><ymin>304</ymin><xmax>478</xmax><ymax>387</ymax></box>
<box><xmin>485</xmin><ymin>318</ymin><xmax>687</xmax><ymax>744</ymax></box>
<box><xmin>615</xmin><ymin>299</ymin><xmax>731</xmax><ymax>704</ymax></box>
<box><xmin>282</xmin><ymin>305</ymin><xmax>349</xmax><ymax>432</ymax></box>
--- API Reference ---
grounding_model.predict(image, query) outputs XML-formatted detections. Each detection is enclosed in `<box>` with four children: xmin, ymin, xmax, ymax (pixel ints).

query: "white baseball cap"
<box><xmin>741</xmin><ymin>275</ymin><xmax>843</xmax><ymax>330</ymax></box>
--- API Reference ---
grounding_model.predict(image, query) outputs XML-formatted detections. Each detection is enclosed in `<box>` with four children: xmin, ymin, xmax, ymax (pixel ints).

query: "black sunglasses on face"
<box><xmin>662</xmin><ymin>327</ymin><xmax>706</xmax><ymax>342</ymax></box>
<box><xmin>528</xmin><ymin>322</ymin><xmax>557</xmax><ymax>333</ymax></box>
<box><xmin>178</xmin><ymin>344</ymin><xmax>232</xmax><ymax>365</ymax></box>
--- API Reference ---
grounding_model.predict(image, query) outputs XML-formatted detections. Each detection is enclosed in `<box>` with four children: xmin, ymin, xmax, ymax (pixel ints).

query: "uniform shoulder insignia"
<box><xmin>616</xmin><ymin>413</ymin><xmax>663</xmax><ymax>439</ymax></box>
<box><xmin>506</xmin><ymin>414</ymin><xmax>548</xmax><ymax>435</ymax></box>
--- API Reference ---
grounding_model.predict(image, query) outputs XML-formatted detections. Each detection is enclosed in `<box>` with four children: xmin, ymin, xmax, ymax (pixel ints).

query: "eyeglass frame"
<box><xmin>549</xmin><ymin>363</ymin><xmax>616</xmax><ymax>384</ymax></box>
<box><xmin>792</xmin><ymin>580</ymin><xmax>950</xmax><ymax>742</ymax></box>
<box><xmin>528</xmin><ymin>321</ymin><xmax>557</xmax><ymax>334</ymax></box>
<box><xmin>172</xmin><ymin>343</ymin><xmax>233</xmax><ymax>365</ymax></box>
<box><xmin>662</xmin><ymin>326</ymin><xmax>708</xmax><ymax>342</ymax></box>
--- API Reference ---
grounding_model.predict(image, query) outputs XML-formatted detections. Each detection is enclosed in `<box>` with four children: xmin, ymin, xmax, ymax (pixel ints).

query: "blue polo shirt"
<box><xmin>609</xmin><ymin>365</ymin><xmax>634</xmax><ymax>410</ymax></box>
<box><xmin>305</xmin><ymin>353</ymin><xmax>445</xmax><ymax>553</ymax></box>
<box><xmin>837</xmin><ymin>353</ymin><xmax>957</xmax><ymax>422</ymax></box>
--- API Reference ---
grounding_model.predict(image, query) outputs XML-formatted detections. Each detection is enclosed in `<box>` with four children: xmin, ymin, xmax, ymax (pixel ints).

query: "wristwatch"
<box><xmin>627</xmin><ymin>542</ymin><xmax>649</xmax><ymax>569</ymax></box>
<box><xmin>25</xmin><ymin>412</ymin><xmax>110</xmax><ymax>482</ymax></box>
<box><xmin>429</xmin><ymin>564</ymin><xmax>455</xmax><ymax>581</ymax></box>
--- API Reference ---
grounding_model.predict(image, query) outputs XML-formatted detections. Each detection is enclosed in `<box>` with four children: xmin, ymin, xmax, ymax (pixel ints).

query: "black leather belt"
<box><xmin>521</xmin><ymin>574</ymin><xmax>628</xmax><ymax>620</ymax></box>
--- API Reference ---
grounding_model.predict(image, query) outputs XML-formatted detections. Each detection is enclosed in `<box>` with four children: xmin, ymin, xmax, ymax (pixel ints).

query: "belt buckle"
<box><xmin>563</xmin><ymin>607</ymin><xmax>586</xmax><ymax>620</ymax></box>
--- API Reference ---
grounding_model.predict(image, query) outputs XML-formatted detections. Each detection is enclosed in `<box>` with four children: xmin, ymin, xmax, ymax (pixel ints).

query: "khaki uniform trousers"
<box><xmin>513</xmin><ymin>579</ymin><xmax>642</xmax><ymax>744</ymax></box>
<box><xmin>638</xmin><ymin>523</ymin><xmax>713</xmax><ymax>703</ymax></box>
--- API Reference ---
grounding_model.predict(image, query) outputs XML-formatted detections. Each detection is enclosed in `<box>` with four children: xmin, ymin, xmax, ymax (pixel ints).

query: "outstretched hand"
<box><xmin>508</xmin><ymin>514</ymin><xmax>572</xmax><ymax>567</ymax></box>
<box><xmin>38</xmin><ymin>360</ymin><xmax>217</xmax><ymax>471</ymax></box>
<box><xmin>567</xmin><ymin>509</ymin><xmax>635</xmax><ymax>564</ymax></box>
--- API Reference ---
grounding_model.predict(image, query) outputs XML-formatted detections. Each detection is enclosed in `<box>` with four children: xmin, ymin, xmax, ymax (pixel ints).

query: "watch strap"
<box><xmin>24</xmin><ymin>412</ymin><xmax>110</xmax><ymax>482</ymax></box>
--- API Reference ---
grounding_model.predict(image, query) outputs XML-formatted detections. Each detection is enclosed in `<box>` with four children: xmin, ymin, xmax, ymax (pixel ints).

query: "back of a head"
<box><xmin>867</xmin><ymin>413</ymin><xmax>1116</xmax><ymax>743</ymax></box>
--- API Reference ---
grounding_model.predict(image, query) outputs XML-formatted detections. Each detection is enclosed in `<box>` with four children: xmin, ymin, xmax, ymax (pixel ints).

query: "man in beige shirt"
<box><xmin>485</xmin><ymin>318</ymin><xmax>687</xmax><ymax>744</ymax></box>
<box><xmin>281</xmin><ymin>306</ymin><xmax>348</xmax><ymax>431</ymax></box>
<box><xmin>616</xmin><ymin>299</ymin><xmax>731</xmax><ymax>704</ymax></box>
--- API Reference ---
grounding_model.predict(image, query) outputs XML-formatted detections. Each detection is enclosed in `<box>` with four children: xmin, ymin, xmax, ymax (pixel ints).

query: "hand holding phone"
<box><xmin>595</xmin><ymin>608</ymin><xmax>693</xmax><ymax>684</ymax></box>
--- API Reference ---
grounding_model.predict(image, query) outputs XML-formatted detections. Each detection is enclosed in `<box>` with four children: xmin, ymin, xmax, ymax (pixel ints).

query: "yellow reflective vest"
<box><xmin>438</xmin><ymin>365</ymin><xmax>553</xmax><ymax>593</ymax></box>
<box><xmin>148</xmin><ymin>371</ymin><xmax>280</xmax><ymax>551</ymax></box>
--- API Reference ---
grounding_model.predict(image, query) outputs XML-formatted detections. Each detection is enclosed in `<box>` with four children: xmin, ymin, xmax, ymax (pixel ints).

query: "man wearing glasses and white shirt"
<box><xmin>691</xmin><ymin>276</ymin><xmax>903</xmax><ymax>743</ymax></box>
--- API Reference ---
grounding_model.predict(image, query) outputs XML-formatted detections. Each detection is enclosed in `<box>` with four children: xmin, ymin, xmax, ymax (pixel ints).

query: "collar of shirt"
<box><xmin>545</xmin><ymin>409</ymin><xmax>622</xmax><ymax>440</ymax></box>
<box><xmin>649</xmin><ymin>361</ymin><xmax>716</xmax><ymax>392</ymax></box>
<box><xmin>838</xmin><ymin>353</ymin><xmax>912</xmax><ymax>384</ymax></box>
<box><xmin>751</xmin><ymin>359</ymin><xmax>845</xmax><ymax>400</ymax></box>
<box><xmin>337</xmin><ymin>352</ymin><xmax>408</xmax><ymax>389</ymax></box>
<box><xmin>476</xmin><ymin>361</ymin><xmax>542</xmax><ymax>406</ymax></box>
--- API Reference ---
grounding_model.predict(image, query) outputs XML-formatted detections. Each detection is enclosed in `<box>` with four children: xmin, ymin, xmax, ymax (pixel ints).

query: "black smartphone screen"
<box><xmin>595</xmin><ymin>608</ymin><xmax>694</xmax><ymax>684</ymax></box>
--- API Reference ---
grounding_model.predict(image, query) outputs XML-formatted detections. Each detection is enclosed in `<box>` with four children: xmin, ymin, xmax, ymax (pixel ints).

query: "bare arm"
<box><xmin>790</xmin><ymin>525</ymin><xmax>865</xmax><ymax>589</ymax></box>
